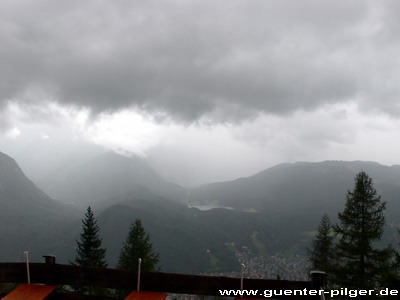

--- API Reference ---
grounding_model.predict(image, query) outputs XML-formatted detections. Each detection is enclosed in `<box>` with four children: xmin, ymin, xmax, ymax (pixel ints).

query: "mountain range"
<box><xmin>0</xmin><ymin>151</ymin><xmax>78</xmax><ymax>262</ymax></box>
<box><xmin>0</xmin><ymin>151</ymin><xmax>270</xmax><ymax>273</ymax></box>
<box><xmin>1</xmin><ymin>150</ymin><xmax>400</xmax><ymax>275</ymax></box>
<box><xmin>189</xmin><ymin>160</ymin><xmax>400</xmax><ymax>223</ymax></box>
<box><xmin>39</xmin><ymin>151</ymin><xmax>187</xmax><ymax>207</ymax></box>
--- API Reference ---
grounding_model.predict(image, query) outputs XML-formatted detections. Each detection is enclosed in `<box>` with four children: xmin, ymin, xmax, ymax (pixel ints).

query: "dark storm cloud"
<box><xmin>0</xmin><ymin>0</ymin><xmax>398</xmax><ymax>122</ymax></box>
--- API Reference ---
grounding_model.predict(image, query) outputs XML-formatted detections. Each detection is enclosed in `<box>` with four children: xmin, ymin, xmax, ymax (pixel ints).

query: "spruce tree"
<box><xmin>309</xmin><ymin>213</ymin><xmax>334</xmax><ymax>273</ymax></box>
<box><xmin>72</xmin><ymin>206</ymin><xmax>107</xmax><ymax>268</ymax></box>
<box><xmin>117</xmin><ymin>219</ymin><xmax>159</xmax><ymax>272</ymax></box>
<box><xmin>333</xmin><ymin>171</ymin><xmax>389</xmax><ymax>289</ymax></box>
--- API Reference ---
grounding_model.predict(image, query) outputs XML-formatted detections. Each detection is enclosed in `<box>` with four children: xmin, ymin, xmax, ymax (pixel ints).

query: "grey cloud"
<box><xmin>0</xmin><ymin>0</ymin><xmax>397</xmax><ymax>122</ymax></box>
<box><xmin>0</xmin><ymin>112</ymin><xmax>9</xmax><ymax>130</ymax></box>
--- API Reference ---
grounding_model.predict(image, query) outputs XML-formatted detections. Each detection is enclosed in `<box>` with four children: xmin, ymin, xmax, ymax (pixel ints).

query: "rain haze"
<box><xmin>2</xmin><ymin>0</ymin><xmax>400</xmax><ymax>186</ymax></box>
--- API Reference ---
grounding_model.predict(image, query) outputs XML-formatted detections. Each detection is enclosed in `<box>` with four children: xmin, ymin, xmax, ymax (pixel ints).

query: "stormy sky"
<box><xmin>2</xmin><ymin>0</ymin><xmax>400</xmax><ymax>186</ymax></box>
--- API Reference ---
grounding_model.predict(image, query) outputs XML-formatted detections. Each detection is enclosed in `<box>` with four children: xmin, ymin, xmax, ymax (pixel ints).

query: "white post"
<box><xmin>24</xmin><ymin>251</ymin><xmax>31</xmax><ymax>284</ymax></box>
<box><xmin>137</xmin><ymin>258</ymin><xmax>142</xmax><ymax>291</ymax></box>
<box><xmin>240</xmin><ymin>263</ymin><xmax>245</xmax><ymax>298</ymax></box>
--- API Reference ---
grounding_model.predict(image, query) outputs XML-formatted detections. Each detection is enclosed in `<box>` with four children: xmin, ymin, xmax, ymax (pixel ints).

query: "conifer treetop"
<box><xmin>72</xmin><ymin>206</ymin><xmax>107</xmax><ymax>268</ymax></box>
<box><xmin>117</xmin><ymin>218</ymin><xmax>159</xmax><ymax>272</ymax></box>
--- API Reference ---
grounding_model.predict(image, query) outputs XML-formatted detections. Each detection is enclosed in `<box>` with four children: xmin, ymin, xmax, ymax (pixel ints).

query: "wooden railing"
<box><xmin>0</xmin><ymin>257</ymin><xmax>326</xmax><ymax>300</ymax></box>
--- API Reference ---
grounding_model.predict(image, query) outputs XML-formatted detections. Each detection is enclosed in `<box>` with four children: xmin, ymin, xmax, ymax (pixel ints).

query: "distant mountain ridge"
<box><xmin>0</xmin><ymin>151</ymin><xmax>78</xmax><ymax>262</ymax></box>
<box><xmin>189</xmin><ymin>160</ymin><xmax>400</xmax><ymax>214</ymax></box>
<box><xmin>188</xmin><ymin>161</ymin><xmax>400</xmax><ymax>250</ymax></box>
<box><xmin>0</xmin><ymin>151</ymin><xmax>73</xmax><ymax>217</ymax></box>
<box><xmin>0</xmin><ymin>151</ymin><xmax>270</xmax><ymax>274</ymax></box>
<box><xmin>40</xmin><ymin>151</ymin><xmax>188</xmax><ymax>207</ymax></box>
<box><xmin>2</xmin><ymin>152</ymin><xmax>400</xmax><ymax>276</ymax></box>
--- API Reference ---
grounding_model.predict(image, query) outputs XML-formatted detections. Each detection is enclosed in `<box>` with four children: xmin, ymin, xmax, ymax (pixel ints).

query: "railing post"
<box><xmin>137</xmin><ymin>258</ymin><xmax>142</xmax><ymax>291</ymax></box>
<box><xmin>240</xmin><ymin>263</ymin><xmax>245</xmax><ymax>298</ymax></box>
<box><xmin>24</xmin><ymin>251</ymin><xmax>31</xmax><ymax>284</ymax></box>
<box><xmin>43</xmin><ymin>255</ymin><xmax>56</xmax><ymax>285</ymax></box>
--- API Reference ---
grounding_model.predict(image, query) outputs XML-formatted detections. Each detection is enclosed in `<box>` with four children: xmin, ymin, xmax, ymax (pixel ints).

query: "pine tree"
<box><xmin>117</xmin><ymin>219</ymin><xmax>159</xmax><ymax>272</ymax></box>
<box><xmin>309</xmin><ymin>213</ymin><xmax>334</xmax><ymax>273</ymax></box>
<box><xmin>72</xmin><ymin>206</ymin><xmax>107</xmax><ymax>268</ymax></box>
<box><xmin>333</xmin><ymin>171</ymin><xmax>389</xmax><ymax>289</ymax></box>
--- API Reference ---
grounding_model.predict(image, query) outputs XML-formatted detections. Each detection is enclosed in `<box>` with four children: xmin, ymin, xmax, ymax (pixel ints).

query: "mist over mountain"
<box><xmin>40</xmin><ymin>151</ymin><xmax>188</xmax><ymax>207</ymax></box>
<box><xmin>9</xmin><ymin>137</ymin><xmax>105</xmax><ymax>184</ymax></box>
<box><xmin>2</xmin><ymin>150</ymin><xmax>400</xmax><ymax>276</ymax></box>
<box><xmin>190</xmin><ymin>160</ymin><xmax>400</xmax><ymax>216</ymax></box>
<box><xmin>189</xmin><ymin>161</ymin><xmax>400</xmax><ymax>249</ymax></box>
<box><xmin>3</xmin><ymin>0</ymin><xmax>400</xmax><ymax>285</ymax></box>
<box><xmin>0</xmin><ymin>151</ymin><xmax>78</xmax><ymax>262</ymax></box>
<box><xmin>0</xmin><ymin>151</ymin><xmax>269</xmax><ymax>273</ymax></box>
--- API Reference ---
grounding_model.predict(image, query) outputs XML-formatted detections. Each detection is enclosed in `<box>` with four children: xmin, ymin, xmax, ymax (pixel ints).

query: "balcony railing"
<box><xmin>0</xmin><ymin>257</ymin><xmax>326</xmax><ymax>300</ymax></box>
